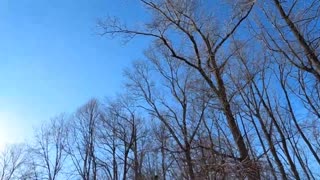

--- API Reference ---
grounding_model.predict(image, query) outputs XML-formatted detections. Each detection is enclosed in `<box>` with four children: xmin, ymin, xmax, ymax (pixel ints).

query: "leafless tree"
<box><xmin>100</xmin><ymin>0</ymin><xmax>260</xmax><ymax>179</ymax></box>
<box><xmin>65</xmin><ymin>99</ymin><xmax>100</xmax><ymax>180</ymax></box>
<box><xmin>29</xmin><ymin>115</ymin><xmax>68</xmax><ymax>180</ymax></box>
<box><xmin>0</xmin><ymin>144</ymin><xmax>30</xmax><ymax>180</ymax></box>
<box><xmin>96</xmin><ymin>94</ymin><xmax>148</xmax><ymax>180</ymax></box>
<box><xmin>3</xmin><ymin>1</ymin><xmax>319</xmax><ymax>180</ymax></box>
<box><xmin>125</xmin><ymin>49</ymin><xmax>249</xmax><ymax>179</ymax></box>
<box><xmin>257</xmin><ymin>0</ymin><xmax>320</xmax><ymax>80</ymax></box>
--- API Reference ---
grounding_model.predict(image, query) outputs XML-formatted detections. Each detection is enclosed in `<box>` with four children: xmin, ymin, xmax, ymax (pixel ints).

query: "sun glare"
<box><xmin>0</xmin><ymin>111</ymin><xmax>23</xmax><ymax>152</ymax></box>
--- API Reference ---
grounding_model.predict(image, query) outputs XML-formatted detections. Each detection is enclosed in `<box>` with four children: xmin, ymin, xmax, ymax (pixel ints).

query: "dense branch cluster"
<box><xmin>1</xmin><ymin>0</ymin><xmax>319</xmax><ymax>179</ymax></box>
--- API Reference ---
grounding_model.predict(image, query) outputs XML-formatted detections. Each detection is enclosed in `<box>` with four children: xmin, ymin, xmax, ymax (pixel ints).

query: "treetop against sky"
<box><xmin>0</xmin><ymin>0</ymin><xmax>319</xmax><ymax>179</ymax></box>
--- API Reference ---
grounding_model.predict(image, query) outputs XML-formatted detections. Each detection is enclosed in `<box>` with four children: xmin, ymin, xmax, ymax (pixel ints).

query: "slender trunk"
<box><xmin>255</xmin><ymin>113</ymin><xmax>287</xmax><ymax>179</ymax></box>
<box><xmin>161</xmin><ymin>140</ymin><xmax>166</xmax><ymax>180</ymax></box>
<box><xmin>185</xmin><ymin>143</ymin><xmax>195</xmax><ymax>180</ymax></box>
<box><xmin>287</xmin><ymin>133</ymin><xmax>311</xmax><ymax>180</ymax></box>
<box><xmin>280</xmin><ymin>74</ymin><xmax>320</xmax><ymax>165</ymax></box>
<box><xmin>247</xmin><ymin>83</ymin><xmax>287</xmax><ymax>179</ymax></box>
<box><xmin>251</xmin><ymin>114</ymin><xmax>278</xmax><ymax>180</ymax></box>
<box><xmin>252</xmin><ymin>82</ymin><xmax>300</xmax><ymax>179</ymax></box>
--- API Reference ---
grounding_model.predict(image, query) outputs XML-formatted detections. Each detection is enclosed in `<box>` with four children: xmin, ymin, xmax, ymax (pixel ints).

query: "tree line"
<box><xmin>1</xmin><ymin>0</ymin><xmax>319</xmax><ymax>179</ymax></box>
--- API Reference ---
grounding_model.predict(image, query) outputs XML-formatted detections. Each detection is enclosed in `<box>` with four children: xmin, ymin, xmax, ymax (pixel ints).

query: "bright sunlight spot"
<box><xmin>0</xmin><ymin>111</ymin><xmax>24</xmax><ymax>151</ymax></box>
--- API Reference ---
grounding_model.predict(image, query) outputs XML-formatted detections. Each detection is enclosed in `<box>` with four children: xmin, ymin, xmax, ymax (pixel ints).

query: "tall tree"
<box><xmin>30</xmin><ymin>115</ymin><xmax>69</xmax><ymax>180</ymax></box>
<box><xmin>65</xmin><ymin>99</ymin><xmax>100</xmax><ymax>180</ymax></box>
<box><xmin>100</xmin><ymin>0</ymin><xmax>259</xmax><ymax>178</ymax></box>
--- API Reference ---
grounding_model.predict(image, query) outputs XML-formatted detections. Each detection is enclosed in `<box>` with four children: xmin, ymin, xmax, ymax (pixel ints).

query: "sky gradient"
<box><xmin>0</xmin><ymin>0</ymin><xmax>148</xmax><ymax>147</ymax></box>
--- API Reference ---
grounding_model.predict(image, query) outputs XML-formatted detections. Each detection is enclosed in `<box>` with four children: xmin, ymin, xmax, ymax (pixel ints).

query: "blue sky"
<box><xmin>0</xmin><ymin>0</ymin><xmax>149</xmax><ymax>146</ymax></box>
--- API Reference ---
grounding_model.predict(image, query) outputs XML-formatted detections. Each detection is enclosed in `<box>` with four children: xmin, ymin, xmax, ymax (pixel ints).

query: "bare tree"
<box><xmin>125</xmin><ymin>50</ymin><xmax>245</xmax><ymax>179</ymax></box>
<box><xmin>3</xmin><ymin>1</ymin><xmax>319</xmax><ymax>180</ymax></box>
<box><xmin>100</xmin><ymin>0</ymin><xmax>260</xmax><ymax>179</ymax></box>
<box><xmin>253</xmin><ymin>0</ymin><xmax>320</xmax><ymax>116</ymax></box>
<box><xmin>268</xmin><ymin>0</ymin><xmax>320</xmax><ymax>80</ymax></box>
<box><xmin>0</xmin><ymin>144</ymin><xmax>29</xmax><ymax>180</ymax></box>
<box><xmin>65</xmin><ymin>99</ymin><xmax>100</xmax><ymax>180</ymax></box>
<box><xmin>29</xmin><ymin>115</ymin><xmax>68</xmax><ymax>180</ymax></box>
<box><xmin>246</xmin><ymin>1</ymin><xmax>320</xmax><ymax>177</ymax></box>
<box><xmin>99</xmin><ymin>95</ymin><xmax>148</xmax><ymax>180</ymax></box>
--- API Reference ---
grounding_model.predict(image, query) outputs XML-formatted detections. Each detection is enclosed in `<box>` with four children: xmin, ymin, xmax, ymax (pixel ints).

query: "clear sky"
<box><xmin>0</xmin><ymin>0</ymin><xmax>149</xmax><ymax>148</ymax></box>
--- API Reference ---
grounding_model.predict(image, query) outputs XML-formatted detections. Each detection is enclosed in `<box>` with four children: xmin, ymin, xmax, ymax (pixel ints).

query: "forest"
<box><xmin>0</xmin><ymin>0</ymin><xmax>319</xmax><ymax>179</ymax></box>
